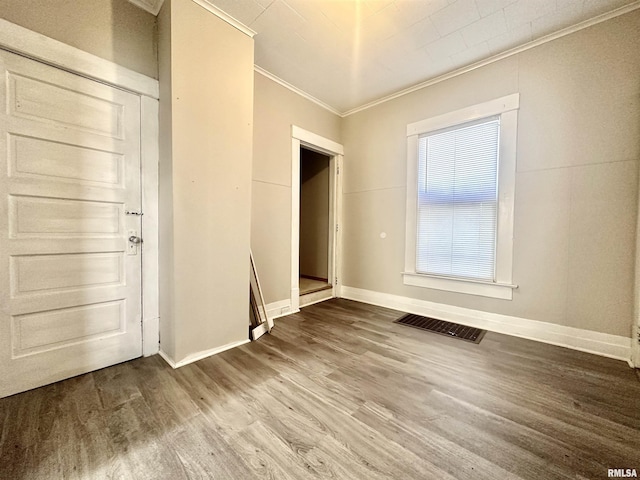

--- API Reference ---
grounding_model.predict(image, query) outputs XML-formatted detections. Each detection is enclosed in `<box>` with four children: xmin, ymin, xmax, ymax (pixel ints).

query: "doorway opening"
<box><xmin>290</xmin><ymin>126</ymin><xmax>343</xmax><ymax>312</ymax></box>
<box><xmin>299</xmin><ymin>147</ymin><xmax>332</xmax><ymax>298</ymax></box>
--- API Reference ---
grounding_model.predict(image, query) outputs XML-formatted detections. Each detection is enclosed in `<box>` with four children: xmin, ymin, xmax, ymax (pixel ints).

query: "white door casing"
<box><xmin>0</xmin><ymin>50</ymin><xmax>144</xmax><ymax>398</ymax></box>
<box><xmin>291</xmin><ymin>126</ymin><xmax>344</xmax><ymax>312</ymax></box>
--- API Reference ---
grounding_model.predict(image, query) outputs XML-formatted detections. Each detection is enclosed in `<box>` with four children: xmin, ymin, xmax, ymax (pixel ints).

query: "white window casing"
<box><xmin>403</xmin><ymin>94</ymin><xmax>519</xmax><ymax>300</ymax></box>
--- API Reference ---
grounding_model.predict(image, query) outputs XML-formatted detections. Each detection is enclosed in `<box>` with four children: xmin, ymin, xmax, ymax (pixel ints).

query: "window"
<box><xmin>404</xmin><ymin>94</ymin><xmax>519</xmax><ymax>300</ymax></box>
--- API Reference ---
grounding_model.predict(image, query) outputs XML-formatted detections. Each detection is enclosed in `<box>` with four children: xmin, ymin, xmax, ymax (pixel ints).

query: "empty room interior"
<box><xmin>0</xmin><ymin>0</ymin><xmax>639</xmax><ymax>478</ymax></box>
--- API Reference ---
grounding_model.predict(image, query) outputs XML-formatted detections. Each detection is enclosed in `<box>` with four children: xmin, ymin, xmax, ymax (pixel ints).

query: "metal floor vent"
<box><xmin>394</xmin><ymin>314</ymin><xmax>486</xmax><ymax>344</ymax></box>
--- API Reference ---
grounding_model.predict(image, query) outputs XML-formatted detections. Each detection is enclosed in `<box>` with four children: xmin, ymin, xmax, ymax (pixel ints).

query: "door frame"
<box><xmin>633</xmin><ymin>171</ymin><xmax>640</xmax><ymax>368</ymax></box>
<box><xmin>0</xmin><ymin>19</ymin><xmax>160</xmax><ymax>357</ymax></box>
<box><xmin>291</xmin><ymin>126</ymin><xmax>344</xmax><ymax>313</ymax></box>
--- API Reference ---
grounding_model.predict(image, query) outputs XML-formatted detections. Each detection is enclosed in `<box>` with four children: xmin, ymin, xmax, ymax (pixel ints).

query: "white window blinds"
<box><xmin>416</xmin><ymin>117</ymin><xmax>500</xmax><ymax>281</ymax></box>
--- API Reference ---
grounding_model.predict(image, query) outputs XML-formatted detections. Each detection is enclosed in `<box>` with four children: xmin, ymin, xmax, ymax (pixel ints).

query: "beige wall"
<box><xmin>157</xmin><ymin>0</ymin><xmax>175</xmax><ymax>359</ymax></box>
<box><xmin>1</xmin><ymin>0</ymin><xmax>157</xmax><ymax>78</ymax></box>
<box><xmin>300</xmin><ymin>149</ymin><xmax>330</xmax><ymax>280</ymax></box>
<box><xmin>341</xmin><ymin>10</ymin><xmax>640</xmax><ymax>338</ymax></box>
<box><xmin>158</xmin><ymin>0</ymin><xmax>254</xmax><ymax>363</ymax></box>
<box><xmin>252</xmin><ymin>72</ymin><xmax>341</xmax><ymax>304</ymax></box>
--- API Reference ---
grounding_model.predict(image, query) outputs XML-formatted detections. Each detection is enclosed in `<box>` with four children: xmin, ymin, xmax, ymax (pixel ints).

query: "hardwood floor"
<box><xmin>1</xmin><ymin>298</ymin><xmax>639</xmax><ymax>479</ymax></box>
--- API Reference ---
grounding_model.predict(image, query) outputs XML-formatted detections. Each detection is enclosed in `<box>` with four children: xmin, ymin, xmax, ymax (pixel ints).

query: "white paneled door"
<box><xmin>0</xmin><ymin>50</ymin><xmax>143</xmax><ymax>398</ymax></box>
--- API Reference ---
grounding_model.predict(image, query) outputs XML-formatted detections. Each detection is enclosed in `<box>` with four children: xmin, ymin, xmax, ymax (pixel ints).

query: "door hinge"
<box><xmin>335</xmin><ymin>276</ymin><xmax>338</xmax><ymax>284</ymax></box>
<box><xmin>337</xmin><ymin>164</ymin><xmax>340</xmax><ymax>175</ymax></box>
<box><xmin>336</xmin><ymin>224</ymin><xmax>339</xmax><ymax>233</ymax></box>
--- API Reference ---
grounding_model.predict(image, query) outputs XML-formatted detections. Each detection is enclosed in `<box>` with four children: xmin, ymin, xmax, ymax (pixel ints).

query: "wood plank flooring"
<box><xmin>1</xmin><ymin>298</ymin><xmax>639</xmax><ymax>479</ymax></box>
<box><xmin>299</xmin><ymin>277</ymin><xmax>332</xmax><ymax>295</ymax></box>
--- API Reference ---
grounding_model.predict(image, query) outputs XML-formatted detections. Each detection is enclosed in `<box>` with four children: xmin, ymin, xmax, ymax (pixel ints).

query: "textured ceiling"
<box><xmin>203</xmin><ymin>0</ymin><xmax>639</xmax><ymax>114</ymax></box>
<box><xmin>129</xmin><ymin>0</ymin><xmax>639</xmax><ymax>113</ymax></box>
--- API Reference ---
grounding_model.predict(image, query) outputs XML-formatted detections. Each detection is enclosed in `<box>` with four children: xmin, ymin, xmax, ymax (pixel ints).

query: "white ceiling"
<box><xmin>134</xmin><ymin>0</ymin><xmax>640</xmax><ymax>114</ymax></box>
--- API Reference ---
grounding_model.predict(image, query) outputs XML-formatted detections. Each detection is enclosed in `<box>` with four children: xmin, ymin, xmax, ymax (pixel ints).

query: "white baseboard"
<box><xmin>158</xmin><ymin>350</ymin><xmax>176</xmax><ymax>368</ymax></box>
<box><xmin>251</xmin><ymin>323</ymin><xmax>268</xmax><ymax>341</ymax></box>
<box><xmin>266</xmin><ymin>290</ymin><xmax>335</xmax><ymax>317</ymax></box>
<box><xmin>247</xmin><ymin>300</ymin><xmax>296</xmax><ymax>341</ymax></box>
<box><xmin>340</xmin><ymin>286</ymin><xmax>632</xmax><ymax>364</ymax></box>
<box><xmin>158</xmin><ymin>338</ymin><xmax>250</xmax><ymax>369</ymax></box>
<box><xmin>266</xmin><ymin>299</ymin><xmax>298</xmax><ymax>319</ymax></box>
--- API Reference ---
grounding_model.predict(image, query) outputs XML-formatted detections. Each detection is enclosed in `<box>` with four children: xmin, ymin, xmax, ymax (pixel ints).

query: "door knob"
<box><xmin>128</xmin><ymin>236</ymin><xmax>143</xmax><ymax>244</ymax></box>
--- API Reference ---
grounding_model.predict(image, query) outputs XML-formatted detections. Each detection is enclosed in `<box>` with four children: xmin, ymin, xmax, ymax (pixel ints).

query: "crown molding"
<box><xmin>341</xmin><ymin>1</ymin><xmax>640</xmax><ymax>117</ymax></box>
<box><xmin>164</xmin><ymin>0</ymin><xmax>638</xmax><ymax>116</ymax></box>
<box><xmin>127</xmin><ymin>0</ymin><xmax>164</xmax><ymax>15</ymax></box>
<box><xmin>126</xmin><ymin>0</ymin><xmax>255</xmax><ymax>36</ymax></box>
<box><xmin>191</xmin><ymin>0</ymin><xmax>256</xmax><ymax>37</ymax></box>
<box><xmin>253</xmin><ymin>1</ymin><xmax>640</xmax><ymax>118</ymax></box>
<box><xmin>254</xmin><ymin>65</ymin><xmax>341</xmax><ymax>116</ymax></box>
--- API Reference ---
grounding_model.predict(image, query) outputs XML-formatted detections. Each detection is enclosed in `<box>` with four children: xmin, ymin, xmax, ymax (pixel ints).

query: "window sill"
<box><xmin>402</xmin><ymin>272</ymin><xmax>517</xmax><ymax>300</ymax></box>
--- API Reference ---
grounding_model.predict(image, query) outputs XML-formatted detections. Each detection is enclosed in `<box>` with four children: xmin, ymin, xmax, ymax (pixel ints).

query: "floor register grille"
<box><xmin>394</xmin><ymin>314</ymin><xmax>486</xmax><ymax>344</ymax></box>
